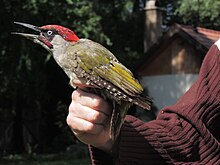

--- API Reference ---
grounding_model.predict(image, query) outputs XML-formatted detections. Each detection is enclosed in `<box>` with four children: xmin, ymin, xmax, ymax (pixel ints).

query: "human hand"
<box><xmin>66</xmin><ymin>89</ymin><xmax>113</xmax><ymax>153</ymax></box>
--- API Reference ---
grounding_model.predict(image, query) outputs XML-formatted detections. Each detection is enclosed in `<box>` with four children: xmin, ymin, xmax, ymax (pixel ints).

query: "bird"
<box><xmin>12</xmin><ymin>22</ymin><xmax>152</xmax><ymax>142</ymax></box>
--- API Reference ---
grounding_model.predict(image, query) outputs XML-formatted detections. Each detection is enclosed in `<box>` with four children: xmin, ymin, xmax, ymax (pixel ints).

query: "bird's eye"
<box><xmin>47</xmin><ymin>30</ymin><xmax>53</xmax><ymax>36</ymax></box>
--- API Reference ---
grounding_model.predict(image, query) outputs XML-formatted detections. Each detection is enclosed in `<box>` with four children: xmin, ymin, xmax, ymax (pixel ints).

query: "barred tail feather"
<box><xmin>110</xmin><ymin>101</ymin><xmax>131</xmax><ymax>142</ymax></box>
<box><xmin>133</xmin><ymin>95</ymin><xmax>152</xmax><ymax>110</ymax></box>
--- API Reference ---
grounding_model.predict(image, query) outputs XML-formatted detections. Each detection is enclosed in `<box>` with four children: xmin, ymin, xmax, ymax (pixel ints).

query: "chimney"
<box><xmin>144</xmin><ymin>0</ymin><xmax>163</xmax><ymax>53</ymax></box>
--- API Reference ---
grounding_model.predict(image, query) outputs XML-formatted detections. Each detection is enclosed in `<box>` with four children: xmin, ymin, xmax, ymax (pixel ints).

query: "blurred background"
<box><xmin>0</xmin><ymin>0</ymin><xmax>219</xmax><ymax>164</ymax></box>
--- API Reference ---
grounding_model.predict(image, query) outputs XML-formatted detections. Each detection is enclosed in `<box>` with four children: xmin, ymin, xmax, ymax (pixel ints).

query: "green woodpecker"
<box><xmin>13</xmin><ymin>22</ymin><xmax>152</xmax><ymax>142</ymax></box>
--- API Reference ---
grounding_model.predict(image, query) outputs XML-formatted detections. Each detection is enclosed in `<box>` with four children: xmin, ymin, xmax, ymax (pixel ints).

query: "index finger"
<box><xmin>72</xmin><ymin>89</ymin><xmax>112</xmax><ymax>115</ymax></box>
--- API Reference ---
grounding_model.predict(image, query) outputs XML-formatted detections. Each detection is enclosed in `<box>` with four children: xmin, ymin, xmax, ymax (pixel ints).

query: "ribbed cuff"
<box><xmin>118</xmin><ymin>115</ymin><xmax>170</xmax><ymax>164</ymax></box>
<box><xmin>89</xmin><ymin>145</ymin><xmax>114</xmax><ymax>165</ymax></box>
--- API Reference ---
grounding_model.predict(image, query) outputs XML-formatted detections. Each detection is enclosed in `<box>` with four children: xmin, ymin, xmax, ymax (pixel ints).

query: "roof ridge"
<box><xmin>197</xmin><ymin>27</ymin><xmax>220</xmax><ymax>35</ymax></box>
<box><xmin>176</xmin><ymin>23</ymin><xmax>220</xmax><ymax>35</ymax></box>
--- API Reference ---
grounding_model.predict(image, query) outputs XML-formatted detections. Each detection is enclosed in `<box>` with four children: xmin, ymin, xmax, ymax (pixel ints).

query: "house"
<box><xmin>137</xmin><ymin>0</ymin><xmax>220</xmax><ymax>111</ymax></box>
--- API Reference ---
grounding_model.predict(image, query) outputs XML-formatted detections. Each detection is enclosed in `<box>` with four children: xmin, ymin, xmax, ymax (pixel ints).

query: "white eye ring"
<box><xmin>47</xmin><ymin>30</ymin><xmax>53</xmax><ymax>36</ymax></box>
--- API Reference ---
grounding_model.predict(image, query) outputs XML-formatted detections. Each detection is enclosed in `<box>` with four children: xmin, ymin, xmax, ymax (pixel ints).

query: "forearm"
<box><xmin>89</xmin><ymin>114</ymin><xmax>193</xmax><ymax>164</ymax></box>
<box><xmin>89</xmin><ymin>112</ymin><xmax>219</xmax><ymax>165</ymax></box>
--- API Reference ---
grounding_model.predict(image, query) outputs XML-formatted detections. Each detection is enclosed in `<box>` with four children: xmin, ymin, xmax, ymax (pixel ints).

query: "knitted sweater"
<box><xmin>89</xmin><ymin>40</ymin><xmax>220</xmax><ymax>165</ymax></box>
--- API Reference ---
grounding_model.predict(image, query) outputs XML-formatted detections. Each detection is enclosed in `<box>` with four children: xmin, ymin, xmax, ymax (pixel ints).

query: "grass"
<box><xmin>0</xmin><ymin>153</ymin><xmax>91</xmax><ymax>165</ymax></box>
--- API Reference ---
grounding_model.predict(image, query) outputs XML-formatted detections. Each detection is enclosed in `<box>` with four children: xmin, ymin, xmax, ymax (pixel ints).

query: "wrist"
<box><xmin>95</xmin><ymin>138</ymin><xmax>113</xmax><ymax>154</ymax></box>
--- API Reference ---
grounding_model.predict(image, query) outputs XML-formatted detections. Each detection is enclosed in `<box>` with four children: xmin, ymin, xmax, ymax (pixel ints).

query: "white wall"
<box><xmin>141</xmin><ymin>74</ymin><xmax>198</xmax><ymax>112</ymax></box>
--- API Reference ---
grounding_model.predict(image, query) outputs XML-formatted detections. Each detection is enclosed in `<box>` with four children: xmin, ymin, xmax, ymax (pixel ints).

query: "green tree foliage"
<box><xmin>176</xmin><ymin>0</ymin><xmax>220</xmax><ymax>29</ymax></box>
<box><xmin>161</xmin><ymin>0</ymin><xmax>220</xmax><ymax>30</ymax></box>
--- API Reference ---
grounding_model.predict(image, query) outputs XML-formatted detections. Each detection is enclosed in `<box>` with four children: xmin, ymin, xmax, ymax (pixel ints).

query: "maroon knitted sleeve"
<box><xmin>89</xmin><ymin>41</ymin><xmax>220</xmax><ymax>165</ymax></box>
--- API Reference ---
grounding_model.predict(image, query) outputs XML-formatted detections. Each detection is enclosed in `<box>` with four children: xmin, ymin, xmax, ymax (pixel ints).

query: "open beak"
<box><xmin>12</xmin><ymin>22</ymin><xmax>41</xmax><ymax>41</ymax></box>
<box><xmin>12</xmin><ymin>22</ymin><xmax>53</xmax><ymax>51</ymax></box>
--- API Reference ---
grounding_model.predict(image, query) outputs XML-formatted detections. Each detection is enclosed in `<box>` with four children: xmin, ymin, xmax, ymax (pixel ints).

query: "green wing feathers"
<box><xmin>70</xmin><ymin>39</ymin><xmax>152</xmax><ymax>109</ymax></box>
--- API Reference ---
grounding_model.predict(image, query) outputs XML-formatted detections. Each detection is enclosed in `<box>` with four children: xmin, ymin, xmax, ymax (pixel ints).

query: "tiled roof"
<box><xmin>178</xmin><ymin>24</ymin><xmax>220</xmax><ymax>49</ymax></box>
<box><xmin>135</xmin><ymin>24</ymin><xmax>220</xmax><ymax>72</ymax></box>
